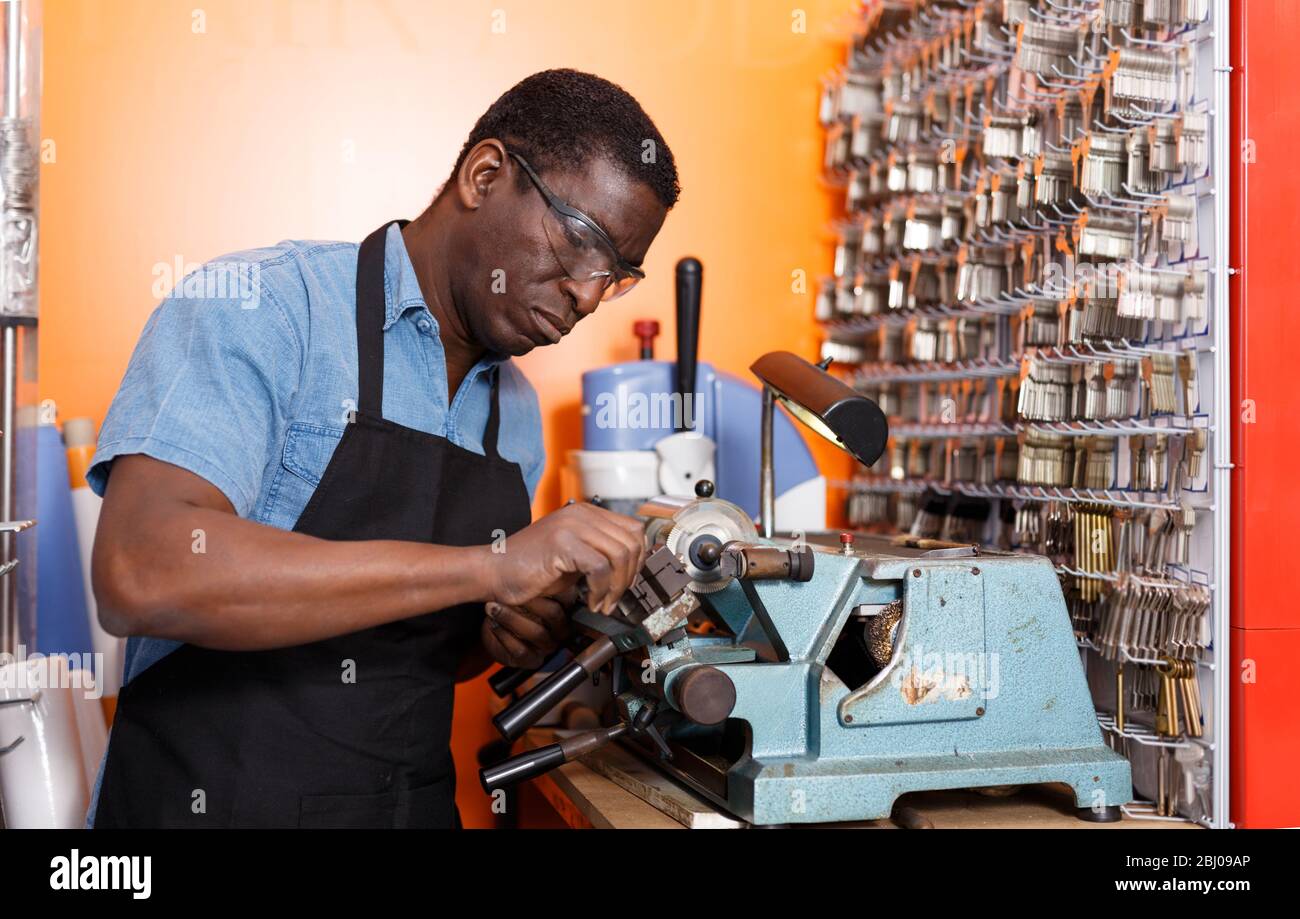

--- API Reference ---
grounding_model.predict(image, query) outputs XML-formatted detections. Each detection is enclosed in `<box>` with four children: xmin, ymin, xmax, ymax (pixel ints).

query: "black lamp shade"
<box><xmin>750</xmin><ymin>351</ymin><xmax>889</xmax><ymax>468</ymax></box>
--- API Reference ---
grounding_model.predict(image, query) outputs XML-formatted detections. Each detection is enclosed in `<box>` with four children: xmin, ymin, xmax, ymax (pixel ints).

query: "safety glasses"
<box><xmin>508</xmin><ymin>151</ymin><xmax>645</xmax><ymax>302</ymax></box>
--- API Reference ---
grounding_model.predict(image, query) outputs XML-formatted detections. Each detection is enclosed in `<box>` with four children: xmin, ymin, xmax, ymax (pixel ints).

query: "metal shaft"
<box><xmin>760</xmin><ymin>385</ymin><xmax>774</xmax><ymax>538</ymax></box>
<box><xmin>0</xmin><ymin>0</ymin><xmax>22</xmax><ymax>656</ymax></box>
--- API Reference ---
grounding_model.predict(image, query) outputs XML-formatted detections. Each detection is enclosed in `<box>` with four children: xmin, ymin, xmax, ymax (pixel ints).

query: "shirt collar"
<box><xmin>382</xmin><ymin>222</ymin><xmax>429</xmax><ymax>331</ymax></box>
<box><xmin>381</xmin><ymin>221</ymin><xmax>510</xmax><ymax>367</ymax></box>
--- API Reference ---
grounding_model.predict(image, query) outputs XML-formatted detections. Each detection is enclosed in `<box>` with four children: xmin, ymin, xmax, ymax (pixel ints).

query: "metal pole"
<box><xmin>0</xmin><ymin>0</ymin><xmax>22</xmax><ymax>656</ymax></box>
<box><xmin>760</xmin><ymin>386</ymin><xmax>774</xmax><ymax>539</ymax></box>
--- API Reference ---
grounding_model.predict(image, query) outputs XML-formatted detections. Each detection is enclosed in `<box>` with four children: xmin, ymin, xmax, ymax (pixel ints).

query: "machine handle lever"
<box><xmin>492</xmin><ymin>636</ymin><xmax>618</xmax><ymax>741</ymax></box>
<box><xmin>479</xmin><ymin>723</ymin><xmax>629</xmax><ymax>794</ymax></box>
<box><xmin>487</xmin><ymin>665</ymin><xmax>533</xmax><ymax>698</ymax></box>
<box><xmin>487</xmin><ymin>640</ymin><xmax>587</xmax><ymax>699</ymax></box>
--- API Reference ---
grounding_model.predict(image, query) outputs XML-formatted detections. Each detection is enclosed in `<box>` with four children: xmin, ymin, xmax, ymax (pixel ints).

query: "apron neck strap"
<box><xmin>354</xmin><ymin>220</ymin><xmax>410</xmax><ymax>417</ymax></box>
<box><xmin>482</xmin><ymin>365</ymin><xmax>504</xmax><ymax>460</ymax></box>
<box><xmin>357</xmin><ymin>220</ymin><xmax>508</xmax><ymax>462</ymax></box>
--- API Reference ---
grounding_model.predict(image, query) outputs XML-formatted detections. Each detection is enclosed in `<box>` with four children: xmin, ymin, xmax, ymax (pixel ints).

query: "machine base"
<box><xmin>628</xmin><ymin>739</ymin><xmax>1133</xmax><ymax>826</ymax></box>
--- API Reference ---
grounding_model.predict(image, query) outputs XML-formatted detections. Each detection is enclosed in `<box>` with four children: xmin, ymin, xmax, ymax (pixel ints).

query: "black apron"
<box><xmin>94</xmin><ymin>221</ymin><xmax>533</xmax><ymax>828</ymax></box>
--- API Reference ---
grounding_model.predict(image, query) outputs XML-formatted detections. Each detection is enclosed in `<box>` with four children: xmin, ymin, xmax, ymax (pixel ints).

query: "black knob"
<box><xmin>672</xmin><ymin>666</ymin><xmax>737</xmax><ymax>726</ymax></box>
<box><xmin>694</xmin><ymin>479</ymin><xmax>715</xmax><ymax>498</ymax></box>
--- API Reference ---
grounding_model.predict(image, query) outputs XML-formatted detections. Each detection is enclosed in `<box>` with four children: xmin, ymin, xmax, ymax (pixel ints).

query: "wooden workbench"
<box><xmin>517</xmin><ymin>730</ymin><xmax>1200</xmax><ymax>830</ymax></box>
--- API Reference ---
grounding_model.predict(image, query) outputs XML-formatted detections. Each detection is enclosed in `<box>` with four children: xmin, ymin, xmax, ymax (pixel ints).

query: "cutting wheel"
<box><xmin>866</xmin><ymin>600</ymin><xmax>904</xmax><ymax>667</ymax></box>
<box><xmin>661</xmin><ymin>499</ymin><xmax>759</xmax><ymax>593</ymax></box>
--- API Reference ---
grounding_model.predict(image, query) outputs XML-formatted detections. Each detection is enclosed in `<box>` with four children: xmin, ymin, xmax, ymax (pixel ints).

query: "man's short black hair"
<box><xmin>447</xmin><ymin>69</ymin><xmax>680</xmax><ymax>209</ymax></box>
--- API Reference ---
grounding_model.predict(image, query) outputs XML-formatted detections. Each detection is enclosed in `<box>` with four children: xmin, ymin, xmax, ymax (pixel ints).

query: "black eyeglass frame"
<box><xmin>507</xmin><ymin>150</ymin><xmax>647</xmax><ymax>286</ymax></box>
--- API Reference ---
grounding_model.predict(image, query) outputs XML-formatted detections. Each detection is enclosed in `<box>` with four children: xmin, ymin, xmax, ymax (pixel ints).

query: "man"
<box><xmin>86</xmin><ymin>69</ymin><xmax>679</xmax><ymax>828</ymax></box>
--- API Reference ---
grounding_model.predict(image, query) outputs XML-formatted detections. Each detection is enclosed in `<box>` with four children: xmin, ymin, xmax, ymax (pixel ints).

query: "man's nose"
<box><xmin>559</xmin><ymin>275</ymin><xmax>607</xmax><ymax>317</ymax></box>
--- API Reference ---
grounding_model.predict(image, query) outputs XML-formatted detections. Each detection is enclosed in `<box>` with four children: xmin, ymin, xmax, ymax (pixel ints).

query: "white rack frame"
<box><xmin>823</xmin><ymin>1</ymin><xmax>1233</xmax><ymax>828</ymax></box>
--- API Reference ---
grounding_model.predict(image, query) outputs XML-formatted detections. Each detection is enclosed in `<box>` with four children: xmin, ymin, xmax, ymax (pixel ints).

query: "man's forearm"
<box><xmin>96</xmin><ymin>501</ymin><xmax>496</xmax><ymax>652</ymax></box>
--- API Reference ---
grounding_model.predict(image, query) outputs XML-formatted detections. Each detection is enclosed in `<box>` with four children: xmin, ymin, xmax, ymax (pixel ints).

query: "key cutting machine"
<box><xmin>482</xmin><ymin>352</ymin><xmax>1132</xmax><ymax>825</ymax></box>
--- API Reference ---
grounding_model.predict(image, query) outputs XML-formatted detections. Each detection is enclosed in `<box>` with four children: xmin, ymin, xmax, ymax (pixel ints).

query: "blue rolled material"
<box><xmin>35</xmin><ymin>423</ymin><xmax>92</xmax><ymax>657</ymax></box>
<box><xmin>581</xmin><ymin>360</ymin><xmax>819</xmax><ymax>519</ymax></box>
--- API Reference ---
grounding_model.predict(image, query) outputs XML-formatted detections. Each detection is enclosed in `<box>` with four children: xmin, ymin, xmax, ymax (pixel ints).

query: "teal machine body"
<box><xmin>581</xmin><ymin>529</ymin><xmax>1132</xmax><ymax>825</ymax></box>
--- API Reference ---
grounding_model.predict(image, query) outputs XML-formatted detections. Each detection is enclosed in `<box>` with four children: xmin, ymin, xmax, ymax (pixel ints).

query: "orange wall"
<box><xmin>40</xmin><ymin>0</ymin><xmax>854</xmax><ymax>827</ymax></box>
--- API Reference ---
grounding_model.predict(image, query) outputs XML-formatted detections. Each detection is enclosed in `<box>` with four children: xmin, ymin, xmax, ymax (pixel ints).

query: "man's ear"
<box><xmin>456</xmin><ymin>139</ymin><xmax>509</xmax><ymax>210</ymax></box>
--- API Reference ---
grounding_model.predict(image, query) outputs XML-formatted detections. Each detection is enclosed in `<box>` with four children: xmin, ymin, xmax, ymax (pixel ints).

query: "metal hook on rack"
<box><xmin>962</xmin><ymin>48</ymin><xmax>1014</xmax><ymax>66</ymax></box>
<box><xmin>1040</xmin><ymin>203</ymin><xmax>1078</xmax><ymax>225</ymax></box>
<box><xmin>1027</xmin><ymin>4</ymin><xmax>1082</xmax><ymax>26</ymax></box>
<box><xmin>1081</xmin><ymin>44</ymin><xmax>1111</xmax><ymax>64</ymax></box>
<box><xmin>1095</xmin><ymin>187</ymin><xmax>1162</xmax><ymax>208</ymax></box>
<box><xmin>1119</xmin><ymin>27</ymin><xmax>1192</xmax><ymax>49</ymax></box>
<box><xmin>1023</xmin><ymin>85</ymin><xmax>1068</xmax><ymax>103</ymax></box>
<box><xmin>1035</xmin><ymin>211</ymin><xmax>1075</xmax><ymax>229</ymax></box>
<box><xmin>1081</xmin><ymin>192</ymin><xmax>1149</xmax><ymax>215</ymax></box>
<box><xmin>1129</xmin><ymin>103</ymin><xmax>1181</xmax><ymax>121</ymax></box>
<box><xmin>1067</xmin><ymin>53</ymin><xmax>1105</xmax><ymax>76</ymax></box>
<box><xmin>975</xmin><ymin>24</ymin><xmax>1018</xmax><ymax>53</ymax></box>
<box><xmin>1042</xmin><ymin>0</ymin><xmax>1093</xmax><ymax>12</ymax></box>
<box><xmin>1051</xmin><ymin>61</ymin><xmax>1099</xmax><ymax>82</ymax></box>
<box><xmin>932</xmin><ymin>54</ymin><xmax>962</xmax><ymax>76</ymax></box>
<box><xmin>1037</xmin><ymin>72</ymin><xmax>1089</xmax><ymax>91</ymax></box>
<box><xmin>1110</xmin><ymin>109</ymin><xmax>1158</xmax><ymax>128</ymax></box>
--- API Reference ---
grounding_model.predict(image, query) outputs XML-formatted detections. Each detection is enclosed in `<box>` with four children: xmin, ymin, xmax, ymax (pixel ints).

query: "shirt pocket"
<box><xmin>259</xmin><ymin>422</ymin><xmax>345</xmax><ymax>529</ymax></box>
<box><xmin>282</xmin><ymin>422</ymin><xmax>346</xmax><ymax>486</ymax></box>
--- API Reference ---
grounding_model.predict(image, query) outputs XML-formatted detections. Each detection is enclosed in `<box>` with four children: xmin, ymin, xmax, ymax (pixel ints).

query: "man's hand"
<box><xmin>483</xmin><ymin>503</ymin><xmax>646</xmax><ymax>613</ymax></box>
<box><xmin>480</xmin><ymin>597</ymin><xmax>571</xmax><ymax>670</ymax></box>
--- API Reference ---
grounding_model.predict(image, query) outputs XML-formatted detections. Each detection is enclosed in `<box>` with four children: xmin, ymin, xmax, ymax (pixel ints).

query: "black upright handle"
<box><xmin>674</xmin><ymin>257</ymin><xmax>703</xmax><ymax>432</ymax></box>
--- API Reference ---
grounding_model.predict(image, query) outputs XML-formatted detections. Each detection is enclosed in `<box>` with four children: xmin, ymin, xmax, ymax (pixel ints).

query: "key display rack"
<box><xmin>817</xmin><ymin>0</ymin><xmax>1230</xmax><ymax>826</ymax></box>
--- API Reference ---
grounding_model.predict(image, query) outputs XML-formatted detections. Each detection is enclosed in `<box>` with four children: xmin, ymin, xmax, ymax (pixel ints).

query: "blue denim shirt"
<box><xmin>83</xmin><ymin>222</ymin><xmax>545</xmax><ymax>824</ymax></box>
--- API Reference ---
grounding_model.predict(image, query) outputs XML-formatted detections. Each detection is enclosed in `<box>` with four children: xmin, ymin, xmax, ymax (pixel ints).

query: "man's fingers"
<box><xmin>596</xmin><ymin>504</ymin><xmax>647</xmax><ymax>592</ymax></box>
<box><xmin>579</xmin><ymin>512</ymin><xmax>645</xmax><ymax>607</ymax></box>
<box><xmin>567</xmin><ymin>507</ymin><xmax>645</xmax><ymax>613</ymax></box>
<box><xmin>521</xmin><ymin>597</ymin><xmax>570</xmax><ymax>643</ymax></box>
<box><xmin>487</xmin><ymin>602</ymin><xmax>550</xmax><ymax>646</ymax></box>
<box><xmin>481</xmin><ymin>620</ymin><xmax>512</xmax><ymax>662</ymax></box>
<box><xmin>549</xmin><ymin>583</ymin><xmax>582</xmax><ymax>608</ymax></box>
<box><xmin>533</xmin><ymin>504</ymin><xmax>647</xmax><ymax>615</ymax></box>
<box><xmin>484</xmin><ymin>617</ymin><xmax>544</xmax><ymax>670</ymax></box>
<box><xmin>566</xmin><ymin>539</ymin><xmax>617</xmax><ymax>613</ymax></box>
<box><xmin>481</xmin><ymin>619</ymin><xmax>510</xmax><ymax>661</ymax></box>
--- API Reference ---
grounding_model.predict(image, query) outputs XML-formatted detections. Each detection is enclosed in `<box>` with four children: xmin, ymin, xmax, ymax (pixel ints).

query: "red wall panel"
<box><xmin>1229</xmin><ymin>0</ymin><xmax>1300</xmax><ymax>828</ymax></box>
